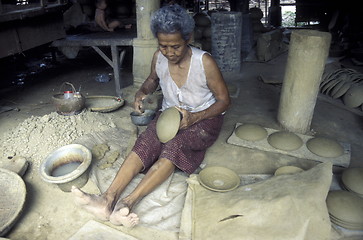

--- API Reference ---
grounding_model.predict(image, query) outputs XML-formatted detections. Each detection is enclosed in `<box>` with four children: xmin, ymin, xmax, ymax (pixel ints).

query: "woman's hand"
<box><xmin>176</xmin><ymin>107</ymin><xmax>195</xmax><ymax>129</ymax></box>
<box><xmin>134</xmin><ymin>91</ymin><xmax>147</xmax><ymax>113</ymax></box>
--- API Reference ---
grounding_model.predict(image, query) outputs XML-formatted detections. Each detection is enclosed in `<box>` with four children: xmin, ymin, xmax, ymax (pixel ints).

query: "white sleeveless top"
<box><xmin>156</xmin><ymin>46</ymin><xmax>216</xmax><ymax>113</ymax></box>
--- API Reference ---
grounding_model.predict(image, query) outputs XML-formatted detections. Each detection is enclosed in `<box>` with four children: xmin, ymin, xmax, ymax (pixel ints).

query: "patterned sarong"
<box><xmin>132</xmin><ymin>111</ymin><xmax>224</xmax><ymax>174</ymax></box>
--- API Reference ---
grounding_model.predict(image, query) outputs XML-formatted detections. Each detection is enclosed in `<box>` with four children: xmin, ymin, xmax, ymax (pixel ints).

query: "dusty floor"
<box><xmin>1</xmin><ymin>46</ymin><xmax>363</xmax><ymax>240</ymax></box>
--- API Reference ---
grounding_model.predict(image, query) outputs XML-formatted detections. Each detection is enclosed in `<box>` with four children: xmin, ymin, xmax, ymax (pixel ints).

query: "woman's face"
<box><xmin>157</xmin><ymin>32</ymin><xmax>190</xmax><ymax>64</ymax></box>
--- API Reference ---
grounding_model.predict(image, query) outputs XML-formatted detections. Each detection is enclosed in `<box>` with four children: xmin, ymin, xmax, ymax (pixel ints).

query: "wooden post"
<box><xmin>277</xmin><ymin>30</ymin><xmax>331</xmax><ymax>134</ymax></box>
<box><xmin>132</xmin><ymin>0</ymin><xmax>159</xmax><ymax>86</ymax></box>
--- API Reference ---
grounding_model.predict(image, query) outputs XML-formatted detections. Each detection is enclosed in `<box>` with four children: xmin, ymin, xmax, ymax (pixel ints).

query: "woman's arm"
<box><xmin>178</xmin><ymin>53</ymin><xmax>231</xmax><ymax>129</ymax></box>
<box><xmin>134</xmin><ymin>51</ymin><xmax>160</xmax><ymax>112</ymax></box>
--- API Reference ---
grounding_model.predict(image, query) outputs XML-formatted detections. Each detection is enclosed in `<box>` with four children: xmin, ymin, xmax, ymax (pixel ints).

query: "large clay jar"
<box><xmin>156</xmin><ymin>107</ymin><xmax>181</xmax><ymax>143</ymax></box>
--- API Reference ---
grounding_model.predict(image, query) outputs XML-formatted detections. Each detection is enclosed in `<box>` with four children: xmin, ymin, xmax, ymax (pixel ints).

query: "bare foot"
<box><xmin>109</xmin><ymin>200</ymin><xmax>139</xmax><ymax>227</ymax></box>
<box><xmin>71</xmin><ymin>186</ymin><xmax>113</xmax><ymax>221</ymax></box>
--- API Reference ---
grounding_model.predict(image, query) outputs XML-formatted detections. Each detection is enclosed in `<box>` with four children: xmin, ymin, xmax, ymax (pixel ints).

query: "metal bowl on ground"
<box><xmin>130</xmin><ymin>109</ymin><xmax>156</xmax><ymax>126</ymax></box>
<box><xmin>39</xmin><ymin>144</ymin><xmax>92</xmax><ymax>192</ymax></box>
<box><xmin>52</xmin><ymin>93</ymin><xmax>85</xmax><ymax>116</ymax></box>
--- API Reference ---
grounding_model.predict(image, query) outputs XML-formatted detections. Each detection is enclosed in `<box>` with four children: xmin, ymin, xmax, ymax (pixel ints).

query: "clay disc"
<box><xmin>306</xmin><ymin>137</ymin><xmax>344</xmax><ymax>158</ymax></box>
<box><xmin>342</xmin><ymin>168</ymin><xmax>363</xmax><ymax>195</ymax></box>
<box><xmin>267</xmin><ymin>131</ymin><xmax>303</xmax><ymax>151</ymax></box>
<box><xmin>342</xmin><ymin>84</ymin><xmax>363</xmax><ymax>108</ymax></box>
<box><xmin>274</xmin><ymin>166</ymin><xmax>304</xmax><ymax>176</ymax></box>
<box><xmin>156</xmin><ymin>107</ymin><xmax>181</xmax><ymax>143</ymax></box>
<box><xmin>235</xmin><ymin>123</ymin><xmax>268</xmax><ymax>142</ymax></box>
<box><xmin>326</xmin><ymin>190</ymin><xmax>363</xmax><ymax>225</ymax></box>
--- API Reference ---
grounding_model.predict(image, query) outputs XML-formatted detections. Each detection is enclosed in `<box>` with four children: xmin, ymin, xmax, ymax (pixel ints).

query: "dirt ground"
<box><xmin>1</xmin><ymin>47</ymin><xmax>363</xmax><ymax>240</ymax></box>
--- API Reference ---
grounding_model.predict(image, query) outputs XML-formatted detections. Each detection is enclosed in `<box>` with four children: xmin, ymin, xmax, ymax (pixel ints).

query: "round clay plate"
<box><xmin>306</xmin><ymin>137</ymin><xmax>344</xmax><ymax>158</ymax></box>
<box><xmin>267</xmin><ymin>131</ymin><xmax>303</xmax><ymax>151</ymax></box>
<box><xmin>274</xmin><ymin>166</ymin><xmax>304</xmax><ymax>176</ymax></box>
<box><xmin>235</xmin><ymin>123</ymin><xmax>268</xmax><ymax>142</ymax></box>
<box><xmin>342</xmin><ymin>168</ymin><xmax>363</xmax><ymax>195</ymax></box>
<box><xmin>326</xmin><ymin>190</ymin><xmax>363</xmax><ymax>225</ymax></box>
<box><xmin>329</xmin><ymin>214</ymin><xmax>363</xmax><ymax>230</ymax></box>
<box><xmin>156</xmin><ymin>107</ymin><xmax>181</xmax><ymax>143</ymax></box>
<box><xmin>198</xmin><ymin>166</ymin><xmax>240</xmax><ymax>192</ymax></box>
<box><xmin>0</xmin><ymin>168</ymin><xmax>27</xmax><ymax>236</ymax></box>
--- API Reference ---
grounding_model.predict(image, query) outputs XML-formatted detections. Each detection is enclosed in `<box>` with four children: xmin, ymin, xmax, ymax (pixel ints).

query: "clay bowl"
<box><xmin>267</xmin><ymin>131</ymin><xmax>303</xmax><ymax>151</ymax></box>
<box><xmin>274</xmin><ymin>166</ymin><xmax>304</xmax><ymax>176</ymax></box>
<box><xmin>198</xmin><ymin>166</ymin><xmax>240</xmax><ymax>192</ymax></box>
<box><xmin>306</xmin><ymin>137</ymin><xmax>344</xmax><ymax>158</ymax></box>
<box><xmin>156</xmin><ymin>107</ymin><xmax>182</xmax><ymax>143</ymax></box>
<box><xmin>341</xmin><ymin>168</ymin><xmax>363</xmax><ymax>195</ymax></box>
<box><xmin>130</xmin><ymin>110</ymin><xmax>156</xmax><ymax>126</ymax></box>
<box><xmin>342</xmin><ymin>84</ymin><xmax>363</xmax><ymax>108</ymax></box>
<box><xmin>326</xmin><ymin>190</ymin><xmax>363</xmax><ymax>227</ymax></box>
<box><xmin>235</xmin><ymin>123</ymin><xmax>267</xmax><ymax>142</ymax></box>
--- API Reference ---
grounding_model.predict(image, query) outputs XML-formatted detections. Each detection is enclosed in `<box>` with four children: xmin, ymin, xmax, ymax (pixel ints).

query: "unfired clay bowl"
<box><xmin>156</xmin><ymin>107</ymin><xmax>181</xmax><ymax>143</ymax></box>
<box><xmin>235</xmin><ymin>123</ymin><xmax>267</xmax><ymax>142</ymax></box>
<box><xmin>274</xmin><ymin>166</ymin><xmax>304</xmax><ymax>176</ymax></box>
<box><xmin>198</xmin><ymin>166</ymin><xmax>240</xmax><ymax>192</ymax></box>
<box><xmin>326</xmin><ymin>190</ymin><xmax>363</xmax><ymax>227</ymax></box>
<box><xmin>342</xmin><ymin>84</ymin><xmax>363</xmax><ymax>108</ymax></box>
<box><xmin>306</xmin><ymin>137</ymin><xmax>344</xmax><ymax>158</ymax></box>
<box><xmin>342</xmin><ymin>168</ymin><xmax>363</xmax><ymax>195</ymax></box>
<box><xmin>267</xmin><ymin>131</ymin><xmax>303</xmax><ymax>151</ymax></box>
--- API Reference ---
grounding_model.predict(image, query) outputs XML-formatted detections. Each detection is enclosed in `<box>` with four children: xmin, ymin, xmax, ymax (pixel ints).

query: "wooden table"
<box><xmin>52</xmin><ymin>30</ymin><xmax>136</xmax><ymax>97</ymax></box>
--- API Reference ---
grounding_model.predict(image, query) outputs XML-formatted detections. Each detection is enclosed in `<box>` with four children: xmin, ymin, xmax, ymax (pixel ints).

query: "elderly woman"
<box><xmin>72</xmin><ymin>4</ymin><xmax>230</xmax><ymax>228</ymax></box>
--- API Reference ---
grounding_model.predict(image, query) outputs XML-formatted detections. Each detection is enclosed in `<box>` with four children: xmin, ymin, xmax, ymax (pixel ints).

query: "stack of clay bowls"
<box><xmin>341</xmin><ymin>168</ymin><xmax>363</xmax><ymax>198</ymax></box>
<box><xmin>326</xmin><ymin>190</ymin><xmax>363</xmax><ymax>230</ymax></box>
<box><xmin>320</xmin><ymin>68</ymin><xmax>363</xmax><ymax>110</ymax></box>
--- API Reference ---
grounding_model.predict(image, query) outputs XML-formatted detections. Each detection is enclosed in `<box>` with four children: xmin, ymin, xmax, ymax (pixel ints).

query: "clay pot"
<box><xmin>52</xmin><ymin>93</ymin><xmax>85</xmax><ymax>116</ymax></box>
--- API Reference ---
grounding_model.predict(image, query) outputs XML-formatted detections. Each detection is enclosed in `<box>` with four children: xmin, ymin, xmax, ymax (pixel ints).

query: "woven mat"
<box><xmin>0</xmin><ymin>168</ymin><xmax>26</xmax><ymax>237</ymax></box>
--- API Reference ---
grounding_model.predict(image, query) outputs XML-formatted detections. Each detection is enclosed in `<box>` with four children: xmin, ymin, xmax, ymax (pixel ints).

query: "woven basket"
<box><xmin>0</xmin><ymin>168</ymin><xmax>26</xmax><ymax>236</ymax></box>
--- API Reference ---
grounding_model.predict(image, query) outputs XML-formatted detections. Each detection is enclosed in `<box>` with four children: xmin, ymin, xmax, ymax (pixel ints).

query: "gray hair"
<box><xmin>150</xmin><ymin>4</ymin><xmax>195</xmax><ymax>41</ymax></box>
